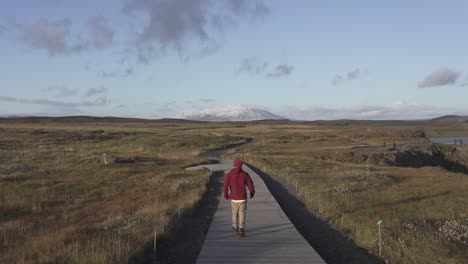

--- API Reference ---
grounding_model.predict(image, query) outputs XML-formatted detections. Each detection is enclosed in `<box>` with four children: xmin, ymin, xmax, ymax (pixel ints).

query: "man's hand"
<box><xmin>250</xmin><ymin>192</ymin><xmax>255</xmax><ymax>199</ymax></box>
<box><xmin>224</xmin><ymin>194</ymin><xmax>230</xmax><ymax>200</ymax></box>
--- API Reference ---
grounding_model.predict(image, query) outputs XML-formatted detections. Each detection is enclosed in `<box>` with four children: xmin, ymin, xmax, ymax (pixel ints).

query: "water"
<box><xmin>429</xmin><ymin>137</ymin><xmax>468</xmax><ymax>144</ymax></box>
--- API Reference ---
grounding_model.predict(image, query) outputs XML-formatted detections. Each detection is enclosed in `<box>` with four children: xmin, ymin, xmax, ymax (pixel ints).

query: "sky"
<box><xmin>1</xmin><ymin>0</ymin><xmax>468</xmax><ymax>120</ymax></box>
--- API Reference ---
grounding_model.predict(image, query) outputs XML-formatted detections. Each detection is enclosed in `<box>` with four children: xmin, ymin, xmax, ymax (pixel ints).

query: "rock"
<box><xmin>99</xmin><ymin>154</ymin><xmax>117</xmax><ymax>164</ymax></box>
<box><xmin>375</xmin><ymin>144</ymin><xmax>468</xmax><ymax>174</ymax></box>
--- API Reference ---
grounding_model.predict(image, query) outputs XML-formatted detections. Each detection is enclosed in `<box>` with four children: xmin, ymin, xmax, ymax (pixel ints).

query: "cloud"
<box><xmin>123</xmin><ymin>0</ymin><xmax>269</xmax><ymax>62</ymax></box>
<box><xmin>83</xmin><ymin>87</ymin><xmax>108</xmax><ymax>97</ymax></box>
<box><xmin>88</xmin><ymin>16</ymin><xmax>114</xmax><ymax>49</ymax></box>
<box><xmin>226</xmin><ymin>0</ymin><xmax>269</xmax><ymax>18</ymax></box>
<box><xmin>418</xmin><ymin>68</ymin><xmax>461</xmax><ymax>88</ymax></box>
<box><xmin>1</xmin><ymin>106</ymin><xmax>85</xmax><ymax>117</ymax></box>
<box><xmin>43</xmin><ymin>86</ymin><xmax>79</xmax><ymax>98</ymax></box>
<box><xmin>0</xmin><ymin>95</ymin><xmax>110</xmax><ymax>107</ymax></box>
<box><xmin>199</xmin><ymin>98</ymin><xmax>214</xmax><ymax>103</ymax></box>
<box><xmin>99</xmin><ymin>67</ymin><xmax>134</xmax><ymax>79</ymax></box>
<box><xmin>15</xmin><ymin>16</ymin><xmax>116</xmax><ymax>55</ymax></box>
<box><xmin>101</xmin><ymin>71</ymin><xmax>118</xmax><ymax>78</ymax></box>
<box><xmin>17</xmin><ymin>18</ymin><xmax>87</xmax><ymax>55</ymax></box>
<box><xmin>125</xmin><ymin>67</ymin><xmax>134</xmax><ymax>76</ymax></box>
<box><xmin>266</xmin><ymin>64</ymin><xmax>294</xmax><ymax>78</ymax></box>
<box><xmin>283</xmin><ymin>101</ymin><xmax>455</xmax><ymax>120</ymax></box>
<box><xmin>238</xmin><ymin>57</ymin><xmax>268</xmax><ymax>75</ymax></box>
<box><xmin>332</xmin><ymin>68</ymin><xmax>365</xmax><ymax>85</ymax></box>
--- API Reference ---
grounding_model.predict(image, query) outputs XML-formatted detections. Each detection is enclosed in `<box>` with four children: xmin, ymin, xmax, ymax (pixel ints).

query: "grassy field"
<box><xmin>224</xmin><ymin>121</ymin><xmax>468</xmax><ymax>264</ymax></box>
<box><xmin>0</xmin><ymin>119</ymin><xmax>247</xmax><ymax>263</ymax></box>
<box><xmin>1</xmin><ymin>117</ymin><xmax>467</xmax><ymax>263</ymax></box>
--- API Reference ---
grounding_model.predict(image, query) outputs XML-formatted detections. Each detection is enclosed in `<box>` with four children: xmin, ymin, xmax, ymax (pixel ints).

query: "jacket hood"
<box><xmin>233</xmin><ymin>159</ymin><xmax>243</xmax><ymax>168</ymax></box>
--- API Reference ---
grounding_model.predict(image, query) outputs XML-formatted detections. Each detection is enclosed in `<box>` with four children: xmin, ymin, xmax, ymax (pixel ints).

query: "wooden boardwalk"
<box><xmin>187</xmin><ymin>160</ymin><xmax>326</xmax><ymax>264</ymax></box>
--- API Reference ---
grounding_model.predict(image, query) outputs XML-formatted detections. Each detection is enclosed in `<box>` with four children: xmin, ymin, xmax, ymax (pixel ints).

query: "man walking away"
<box><xmin>223</xmin><ymin>159</ymin><xmax>255</xmax><ymax>238</ymax></box>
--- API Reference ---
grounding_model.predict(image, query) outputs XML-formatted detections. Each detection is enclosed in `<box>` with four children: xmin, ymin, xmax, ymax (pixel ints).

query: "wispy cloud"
<box><xmin>418</xmin><ymin>68</ymin><xmax>461</xmax><ymax>88</ymax></box>
<box><xmin>332</xmin><ymin>68</ymin><xmax>366</xmax><ymax>85</ymax></box>
<box><xmin>125</xmin><ymin>67</ymin><xmax>134</xmax><ymax>76</ymax></box>
<box><xmin>99</xmin><ymin>67</ymin><xmax>134</xmax><ymax>79</ymax></box>
<box><xmin>123</xmin><ymin>0</ymin><xmax>269</xmax><ymax>62</ymax></box>
<box><xmin>43</xmin><ymin>86</ymin><xmax>79</xmax><ymax>98</ymax></box>
<box><xmin>43</xmin><ymin>86</ymin><xmax>109</xmax><ymax>99</ymax></box>
<box><xmin>199</xmin><ymin>98</ymin><xmax>214</xmax><ymax>103</ymax></box>
<box><xmin>458</xmin><ymin>81</ymin><xmax>468</xmax><ymax>87</ymax></box>
<box><xmin>283</xmin><ymin>101</ymin><xmax>456</xmax><ymax>120</ymax></box>
<box><xmin>88</xmin><ymin>16</ymin><xmax>114</xmax><ymax>49</ymax></box>
<box><xmin>16</xmin><ymin>18</ymin><xmax>87</xmax><ymax>55</ymax></box>
<box><xmin>238</xmin><ymin>57</ymin><xmax>268</xmax><ymax>75</ymax></box>
<box><xmin>266</xmin><ymin>64</ymin><xmax>294</xmax><ymax>78</ymax></box>
<box><xmin>14</xmin><ymin>15</ymin><xmax>115</xmax><ymax>55</ymax></box>
<box><xmin>83</xmin><ymin>87</ymin><xmax>108</xmax><ymax>97</ymax></box>
<box><xmin>0</xmin><ymin>95</ymin><xmax>110</xmax><ymax>107</ymax></box>
<box><xmin>101</xmin><ymin>71</ymin><xmax>118</xmax><ymax>78</ymax></box>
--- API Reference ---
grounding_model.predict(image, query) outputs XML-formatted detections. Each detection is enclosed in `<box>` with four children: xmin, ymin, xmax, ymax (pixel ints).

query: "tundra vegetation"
<box><xmin>226</xmin><ymin>121</ymin><xmax>468</xmax><ymax>264</ymax></box>
<box><xmin>1</xmin><ymin>117</ymin><xmax>467</xmax><ymax>264</ymax></box>
<box><xmin>0</xmin><ymin>119</ymin><xmax>246</xmax><ymax>263</ymax></box>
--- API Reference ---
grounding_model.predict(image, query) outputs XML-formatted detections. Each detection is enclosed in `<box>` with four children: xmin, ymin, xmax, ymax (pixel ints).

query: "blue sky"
<box><xmin>1</xmin><ymin>0</ymin><xmax>468</xmax><ymax>119</ymax></box>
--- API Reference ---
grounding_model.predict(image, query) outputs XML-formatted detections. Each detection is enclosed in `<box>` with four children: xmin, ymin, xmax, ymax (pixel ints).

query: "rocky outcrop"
<box><xmin>373</xmin><ymin>144</ymin><xmax>468</xmax><ymax>174</ymax></box>
<box><xmin>99</xmin><ymin>154</ymin><xmax>166</xmax><ymax>165</ymax></box>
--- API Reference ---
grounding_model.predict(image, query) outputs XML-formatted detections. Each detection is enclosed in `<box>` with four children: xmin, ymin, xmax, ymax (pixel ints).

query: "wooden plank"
<box><xmin>190</xmin><ymin>160</ymin><xmax>327</xmax><ymax>264</ymax></box>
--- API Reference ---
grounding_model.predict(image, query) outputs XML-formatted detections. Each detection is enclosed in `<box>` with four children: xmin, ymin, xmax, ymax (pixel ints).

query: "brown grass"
<box><xmin>2</xmin><ymin>119</ymin><xmax>467</xmax><ymax>263</ymax></box>
<box><xmin>224</xmin><ymin>122</ymin><xmax>468</xmax><ymax>264</ymax></box>
<box><xmin>0</xmin><ymin>121</ymin><xmax>246</xmax><ymax>263</ymax></box>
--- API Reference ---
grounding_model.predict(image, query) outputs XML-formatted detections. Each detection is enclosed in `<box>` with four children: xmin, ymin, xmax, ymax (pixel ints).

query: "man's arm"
<box><xmin>223</xmin><ymin>173</ymin><xmax>231</xmax><ymax>200</ymax></box>
<box><xmin>246</xmin><ymin>173</ymin><xmax>255</xmax><ymax>198</ymax></box>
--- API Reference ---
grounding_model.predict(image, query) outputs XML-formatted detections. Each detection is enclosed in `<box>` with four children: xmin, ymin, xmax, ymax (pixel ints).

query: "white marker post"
<box><xmin>377</xmin><ymin>219</ymin><xmax>383</xmax><ymax>257</ymax></box>
<box><xmin>341</xmin><ymin>212</ymin><xmax>344</xmax><ymax>228</ymax></box>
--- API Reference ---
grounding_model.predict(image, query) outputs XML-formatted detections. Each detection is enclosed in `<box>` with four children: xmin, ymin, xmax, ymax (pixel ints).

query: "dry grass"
<box><xmin>224</xmin><ymin>123</ymin><xmax>468</xmax><ymax>264</ymax></box>
<box><xmin>2</xmin><ymin>119</ymin><xmax>467</xmax><ymax>263</ymax></box>
<box><xmin>0</xmin><ymin>121</ymin><xmax>246</xmax><ymax>263</ymax></box>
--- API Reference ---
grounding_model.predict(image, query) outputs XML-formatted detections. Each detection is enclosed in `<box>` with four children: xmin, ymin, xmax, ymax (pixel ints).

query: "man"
<box><xmin>223</xmin><ymin>159</ymin><xmax>255</xmax><ymax>238</ymax></box>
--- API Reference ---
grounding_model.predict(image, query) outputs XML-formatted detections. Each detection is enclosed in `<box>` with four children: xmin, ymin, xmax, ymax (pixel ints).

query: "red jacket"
<box><xmin>223</xmin><ymin>159</ymin><xmax>255</xmax><ymax>200</ymax></box>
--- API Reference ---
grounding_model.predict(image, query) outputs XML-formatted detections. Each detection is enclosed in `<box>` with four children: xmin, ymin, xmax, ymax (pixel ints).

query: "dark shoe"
<box><xmin>232</xmin><ymin>226</ymin><xmax>238</xmax><ymax>234</ymax></box>
<box><xmin>239</xmin><ymin>228</ymin><xmax>245</xmax><ymax>238</ymax></box>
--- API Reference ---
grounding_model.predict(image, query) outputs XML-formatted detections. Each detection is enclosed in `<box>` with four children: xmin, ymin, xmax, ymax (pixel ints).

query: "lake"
<box><xmin>429</xmin><ymin>137</ymin><xmax>468</xmax><ymax>144</ymax></box>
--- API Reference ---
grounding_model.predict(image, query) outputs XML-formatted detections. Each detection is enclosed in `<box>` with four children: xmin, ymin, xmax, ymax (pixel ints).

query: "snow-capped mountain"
<box><xmin>176</xmin><ymin>105</ymin><xmax>286</xmax><ymax>121</ymax></box>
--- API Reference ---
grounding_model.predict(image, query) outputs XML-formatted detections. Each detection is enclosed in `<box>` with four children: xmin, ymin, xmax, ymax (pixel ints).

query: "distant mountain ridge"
<box><xmin>2</xmin><ymin>114</ymin><xmax>467</xmax><ymax>123</ymax></box>
<box><xmin>176</xmin><ymin>105</ymin><xmax>286</xmax><ymax>121</ymax></box>
<box><xmin>431</xmin><ymin>115</ymin><xmax>468</xmax><ymax>122</ymax></box>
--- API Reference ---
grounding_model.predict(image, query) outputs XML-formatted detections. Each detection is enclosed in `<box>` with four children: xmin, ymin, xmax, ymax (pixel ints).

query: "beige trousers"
<box><xmin>231</xmin><ymin>201</ymin><xmax>247</xmax><ymax>228</ymax></box>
